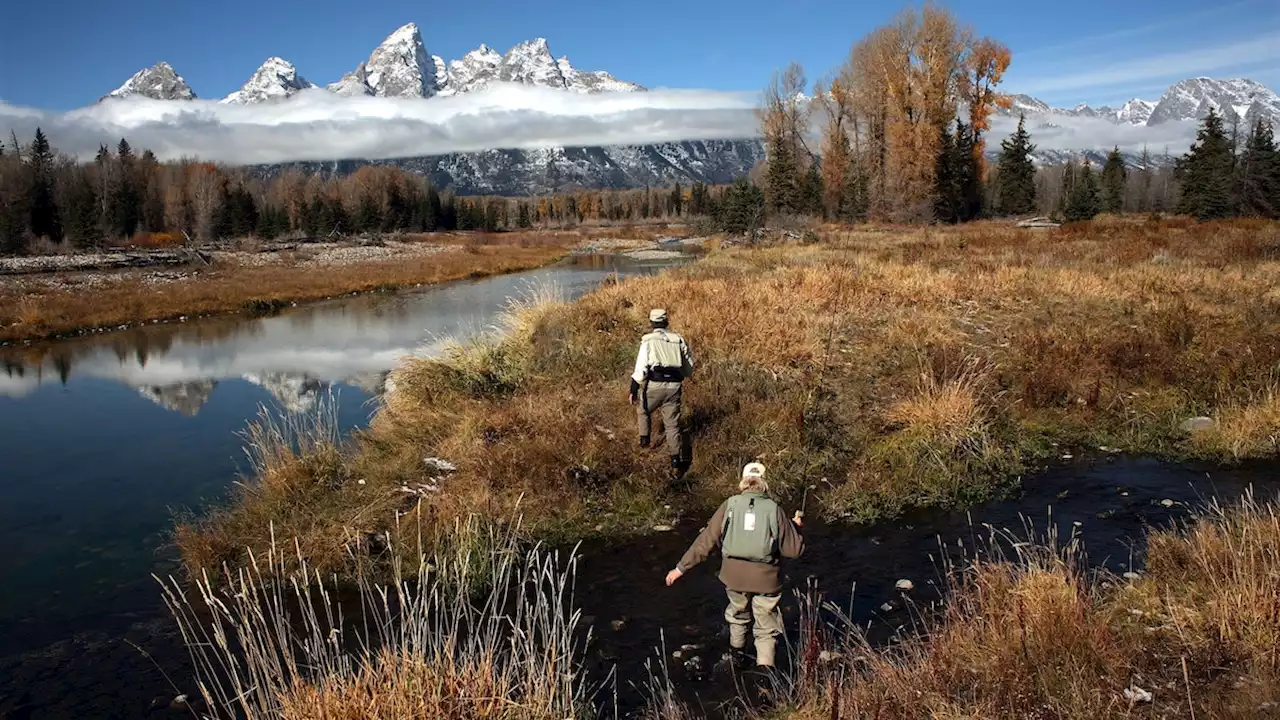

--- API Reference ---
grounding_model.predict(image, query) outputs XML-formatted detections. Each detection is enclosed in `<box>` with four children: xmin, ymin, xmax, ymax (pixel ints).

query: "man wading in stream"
<box><xmin>629</xmin><ymin>308</ymin><xmax>694</xmax><ymax>479</ymax></box>
<box><xmin>665</xmin><ymin>462</ymin><xmax>804</xmax><ymax>667</ymax></box>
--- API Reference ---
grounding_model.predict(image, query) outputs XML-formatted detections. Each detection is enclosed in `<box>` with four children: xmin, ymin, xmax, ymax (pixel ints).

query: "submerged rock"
<box><xmin>895</xmin><ymin>579</ymin><xmax>914</xmax><ymax>592</ymax></box>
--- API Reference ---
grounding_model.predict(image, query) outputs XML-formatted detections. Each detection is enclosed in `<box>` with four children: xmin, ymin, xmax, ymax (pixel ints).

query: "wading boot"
<box><xmin>729</xmin><ymin>624</ymin><xmax>749</xmax><ymax>650</ymax></box>
<box><xmin>669</xmin><ymin>455</ymin><xmax>686</xmax><ymax>482</ymax></box>
<box><xmin>754</xmin><ymin>638</ymin><xmax>776</xmax><ymax>668</ymax></box>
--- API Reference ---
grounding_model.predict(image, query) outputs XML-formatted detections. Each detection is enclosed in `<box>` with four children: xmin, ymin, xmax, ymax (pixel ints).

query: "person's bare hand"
<box><xmin>629</xmin><ymin>394</ymin><xmax>636</xmax><ymax>405</ymax></box>
<box><xmin>793</xmin><ymin>511</ymin><xmax>804</xmax><ymax>528</ymax></box>
<box><xmin>665</xmin><ymin>568</ymin><xmax>683</xmax><ymax>586</ymax></box>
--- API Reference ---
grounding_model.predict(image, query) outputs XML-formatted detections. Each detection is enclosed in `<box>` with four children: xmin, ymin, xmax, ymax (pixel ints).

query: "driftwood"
<box><xmin>1016</xmin><ymin>216</ymin><xmax>1061</xmax><ymax>229</ymax></box>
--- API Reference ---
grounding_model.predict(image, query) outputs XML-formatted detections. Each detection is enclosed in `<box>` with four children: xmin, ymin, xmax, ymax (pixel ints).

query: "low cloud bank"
<box><xmin>0</xmin><ymin>84</ymin><xmax>761</xmax><ymax>165</ymax></box>
<box><xmin>1</xmin><ymin>83</ymin><xmax>1202</xmax><ymax>166</ymax></box>
<box><xmin>987</xmin><ymin>113</ymin><xmax>1198</xmax><ymax>155</ymax></box>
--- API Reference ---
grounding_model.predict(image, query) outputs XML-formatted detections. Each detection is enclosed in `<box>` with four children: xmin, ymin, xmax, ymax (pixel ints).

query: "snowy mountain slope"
<box><xmin>1146</xmin><ymin>77</ymin><xmax>1280</xmax><ymax>127</ymax></box>
<box><xmin>1116</xmin><ymin>98</ymin><xmax>1156</xmax><ymax>125</ymax></box>
<box><xmin>252</xmin><ymin>139</ymin><xmax>766</xmax><ymax>195</ymax></box>
<box><xmin>328</xmin><ymin>22</ymin><xmax>441</xmax><ymax>98</ymax></box>
<box><xmin>223</xmin><ymin>57</ymin><xmax>315</xmax><ymax>104</ymax></box>
<box><xmin>102</xmin><ymin>62</ymin><xmax>196</xmax><ymax>102</ymax></box>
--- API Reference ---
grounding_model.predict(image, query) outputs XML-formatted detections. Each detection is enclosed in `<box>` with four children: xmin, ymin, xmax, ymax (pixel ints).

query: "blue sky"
<box><xmin>2</xmin><ymin>0</ymin><xmax>1277</xmax><ymax>110</ymax></box>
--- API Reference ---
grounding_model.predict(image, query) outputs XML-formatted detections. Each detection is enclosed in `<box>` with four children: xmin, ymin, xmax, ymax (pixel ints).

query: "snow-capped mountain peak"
<box><xmin>1115</xmin><ymin>98</ymin><xmax>1156</xmax><ymax>125</ymax></box>
<box><xmin>223</xmin><ymin>57</ymin><xmax>315</xmax><ymax>104</ymax></box>
<box><xmin>1147</xmin><ymin>77</ymin><xmax>1280</xmax><ymax>127</ymax></box>
<box><xmin>498</xmin><ymin>38</ymin><xmax>567</xmax><ymax>88</ymax></box>
<box><xmin>329</xmin><ymin>22</ymin><xmax>440</xmax><ymax>98</ymax></box>
<box><xmin>445</xmin><ymin>43</ymin><xmax>504</xmax><ymax>93</ymax></box>
<box><xmin>102</xmin><ymin>62</ymin><xmax>196</xmax><ymax>102</ymax></box>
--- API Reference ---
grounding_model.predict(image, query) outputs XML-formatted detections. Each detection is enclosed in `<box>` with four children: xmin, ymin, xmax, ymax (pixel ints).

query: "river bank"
<box><xmin>0</xmin><ymin>229</ymin><xmax>679</xmax><ymax>344</ymax></box>
<box><xmin>177</xmin><ymin>217</ymin><xmax>1280</xmax><ymax>580</ymax></box>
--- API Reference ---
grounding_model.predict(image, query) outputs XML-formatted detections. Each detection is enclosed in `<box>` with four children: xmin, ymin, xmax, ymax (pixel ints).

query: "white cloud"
<box><xmin>988</xmin><ymin>113</ymin><xmax>1198</xmax><ymax>155</ymax></box>
<box><xmin>0</xmin><ymin>84</ymin><xmax>762</xmax><ymax>165</ymax></box>
<box><xmin>1014</xmin><ymin>32</ymin><xmax>1280</xmax><ymax>96</ymax></box>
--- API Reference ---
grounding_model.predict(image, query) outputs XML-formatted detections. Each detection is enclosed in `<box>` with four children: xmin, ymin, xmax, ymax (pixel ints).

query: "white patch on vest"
<box><xmin>743</xmin><ymin>511</ymin><xmax>756</xmax><ymax>532</ymax></box>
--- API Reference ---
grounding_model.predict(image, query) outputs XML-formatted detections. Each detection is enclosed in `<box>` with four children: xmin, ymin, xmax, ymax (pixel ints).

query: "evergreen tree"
<box><xmin>383</xmin><ymin>182</ymin><xmax>408</xmax><ymax>231</ymax></box>
<box><xmin>764</xmin><ymin>135</ymin><xmax>800</xmax><ymax>216</ymax></box>
<box><xmin>934</xmin><ymin>123</ymin><xmax>960</xmax><ymax>223</ymax></box>
<box><xmin>61</xmin><ymin>166</ymin><xmax>99</xmax><ymax>248</ymax></box>
<box><xmin>1063</xmin><ymin>160</ymin><xmax>1101</xmax><ymax>222</ymax></box>
<box><xmin>27</xmin><ymin>128</ymin><xmax>62</xmax><ymax>242</ymax></box>
<box><xmin>0</xmin><ymin>143</ymin><xmax>31</xmax><ymax>255</ymax></box>
<box><xmin>1237</xmin><ymin>120</ymin><xmax>1279</xmax><ymax>218</ymax></box>
<box><xmin>1175</xmin><ymin>107</ymin><xmax>1237</xmax><ymax>220</ymax></box>
<box><xmin>839</xmin><ymin>159</ymin><xmax>867</xmax><ymax>223</ymax></box>
<box><xmin>993</xmin><ymin>114</ymin><xmax>1037</xmax><ymax>216</ymax></box>
<box><xmin>670</xmin><ymin>182</ymin><xmax>683</xmax><ymax>216</ymax></box>
<box><xmin>422</xmin><ymin>184</ymin><xmax>441</xmax><ymax>231</ymax></box>
<box><xmin>717</xmin><ymin>177</ymin><xmax>765</xmax><ymax>234</ymax></box>
<box><xmin>802</xmin><ymin>162</ymin><xmax>824</xmax><ymax>216</ymax></box>
<box><xmin>1134</xmin><ymin>146</ymin><xmax>1153</xmax><ymax>213</ymax></box>
<box><xmin>954</xmin><ymin>120</ymin><xmax>982</xmax><ymax>222</ymax></box>
<box><xmin>303</xmin><ymin>196</ymin><xmax>326</xmax><ymax>236</ymax></box>
<box><xmin>440</xmin><ymin>193</ymin><xmax>457</xmax><ymax>231</ymax></box>
<box><xmin>1100</xmin><ymin>146</ymin><xmax>1127</xmax><ymax>213</ymax></box>
<box><xmin>517</xmin><ymin>201</ymin><xmax>532</xmax><ymax>228</ymax></box>
<box><xmin>111</xmin><ymin>138</ymin><xmax>140</xmax><ymax>238</ymax></box>
<box><xmin>356</xmin><ymin>191</ymin><xmax>382</xmax><ymax>232</ymax></box>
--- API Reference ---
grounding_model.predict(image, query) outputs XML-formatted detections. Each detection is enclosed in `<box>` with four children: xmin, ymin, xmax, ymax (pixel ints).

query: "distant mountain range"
<box><xmin>102</xmin><ymin>23</ymin><xmax>641</xmax><ymax>104</ymax></box>
<box><xmin>1002</xmin><ymin>77</ymin><xmax>1280</xmax><ymax>131</ymax></box>
<box><xmin>100</xmin><ymin>23</ymin><xmax>1280</xmax><ymax>193</ymax></box>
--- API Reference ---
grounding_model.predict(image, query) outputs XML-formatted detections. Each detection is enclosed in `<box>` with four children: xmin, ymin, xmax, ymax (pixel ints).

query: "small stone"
<box><xmin>652</xmin><ymin>525</ymin><xmax>674</xmax><ymax>532</ymax></box>
<box><xmin>880</xmin><ymin>602</ymin><xmax>894</xmax><ymax>612</ymax></box>
<box><xmin>672</xmin><ymin>650</ymin><xmax>683</xmax><ymax>659</ymax></box>
<box><xmin>357</xmin><ymin>479</ymin><xmax>366</xmax><ymax>485</ymax></box>
<box><xmin>610</xmin><ymin>619</ymin><xmax>626</xmax><ymax>632</ymax></box>
<box><xmin>169</xmin><ymin>694</ymin><xmax>191</xmax><ymax>711</ymax></box>
<box><xmin>818</xmin><ymin>650</ymin><xmax>841</xmax><ymax>664</ymax></box>
<box><xmin>1180</xmin><ymin>416</ymin><xmax>1214</xmax><ymax>432</ymax></box>
<box><xmin>1122</xmin><ymin>686</ymin><xmax>1153</xmax><ymax>703</ymax></box>
<box><xmin>1160</xmin><ymin>499</ymin><xmax>1175</xmax><ymax>508</ymax></box>
<box><xmin>593</xmin><ymin>524</ymin><xmax>604</xmax><ymax>532</ymax></box>
<box><xmin>895</xmin><ymin>579</ymin><xmax>914</xmax><ymax>592</ymax></box>
<box><xmin>1124</xmin><ymin>571</ymin><xmax>1141</xmax><ymax>580</ymax></box>
<box><xmin>423</xmin><ymin>457</ymin><xmax>457</xmax><ymax>473</ymax></box>
<box><xmin>1061</xmin><ymin>453</ymin><xmax>1074</xmax><ymax>460</ymax></box>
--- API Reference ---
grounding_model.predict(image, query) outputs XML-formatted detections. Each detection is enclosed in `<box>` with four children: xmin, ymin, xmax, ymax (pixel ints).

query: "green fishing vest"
<box><xmin>721</xmin><ymin>492</ymin><xmax>780</xmax><ymax>564</ymax></box>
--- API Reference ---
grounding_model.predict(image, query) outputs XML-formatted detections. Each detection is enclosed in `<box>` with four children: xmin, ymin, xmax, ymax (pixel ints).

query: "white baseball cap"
<box><xmin>742</xmin><ymin>462</ymin><xmax>766</xmax><ymax>479</ymax></box>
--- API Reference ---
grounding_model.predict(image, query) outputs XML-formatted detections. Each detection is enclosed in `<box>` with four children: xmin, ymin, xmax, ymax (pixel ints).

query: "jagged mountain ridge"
<box><xmin>252</xmin><ymin>140</ymin><xmax>768</xmax><ymax>195</ymax></box>
<box><xmin>1002</xmin><ymin>77</ymin><xmax>1279</xmax><ymax>128</ymax></box>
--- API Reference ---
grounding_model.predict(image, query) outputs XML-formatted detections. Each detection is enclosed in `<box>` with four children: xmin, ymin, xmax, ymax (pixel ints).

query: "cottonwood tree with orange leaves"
<box><xmin>808</xmin><ymin>3</ymin><xmax>1011</xmax><ymax>222</ymax></box>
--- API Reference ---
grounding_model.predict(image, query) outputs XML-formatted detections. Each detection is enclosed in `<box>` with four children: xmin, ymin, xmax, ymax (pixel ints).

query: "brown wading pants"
<box><xmin>638</xmin><ymin>380</ymin><xmax>682</xmax><ymax>456</ymax></box>
<box><xmin>725</xmin><ymin>589</ymin><xmax>783</xmax><ymax>663</ymax></box>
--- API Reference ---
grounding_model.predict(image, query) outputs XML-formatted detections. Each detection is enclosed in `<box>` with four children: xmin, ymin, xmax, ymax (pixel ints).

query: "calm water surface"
<box><xmin>0</xmin><ymin>254</ymin><xmax>683</xmax><ymax>717</ymax></box>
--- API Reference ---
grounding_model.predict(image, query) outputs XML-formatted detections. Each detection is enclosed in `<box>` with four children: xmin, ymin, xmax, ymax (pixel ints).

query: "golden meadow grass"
<box><xmin>176</xmin><ymin>218</ymin><xmax>1280</xmax><ymax>581</ymax></box>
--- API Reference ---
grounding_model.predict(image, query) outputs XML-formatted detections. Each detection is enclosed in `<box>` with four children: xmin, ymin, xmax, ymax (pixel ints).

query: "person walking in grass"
<box><xmin>665</xmin><ymin>462</ymin><xmax>804</xmax><ymax>667</ymax></box>
<box><xmin>629</xmin><ymin>308</ymin><xmax>694</xmax><ymax>479</ymax></box>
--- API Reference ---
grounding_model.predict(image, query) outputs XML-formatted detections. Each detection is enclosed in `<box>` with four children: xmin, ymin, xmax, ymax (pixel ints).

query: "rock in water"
<box><xmin>895</xmin><ymin>579</ymin><xmax>914</xmax><ymax>592</ymax></box>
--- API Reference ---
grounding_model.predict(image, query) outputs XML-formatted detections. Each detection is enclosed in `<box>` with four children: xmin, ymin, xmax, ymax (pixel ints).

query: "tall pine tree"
<box><xmin>1063</xmin><ymin>160</ymin><xmax>1101</xmax><ymax>222</ymax></box>
<box><xmin>27</xmin><ymin>128</ymin><xmax>62</xmax><ymax>242</ymax></box>
<box><xmin>993</xmin><ymin>114</ymin><xmax>1037</xmax><ymax>216</ymax></box>
<box><xmin>111</xmin><ymin>138</ymin><xmax>140</xmax><ymax>238</ymax></box>
<box><xmin>1237</xmin><ymin>120</ymin><xmax>1279</xmax><ymax>218</ymax></box>
<box><xmin>1176</xmin><ymin>107</ymin><xmax>1237</xmax><ymax>220</ymax></box>
<box><xmin>1100</xmin><ymin>146</ymin><xmax>1127</xmax><ymax>213</ymax></box>
<box><xmin>764</xmin><ymin>134</ymin><xmax>801</xmax><ymax>216</ymax></box>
